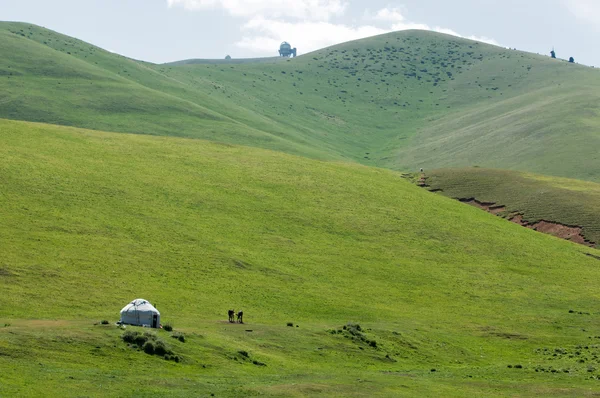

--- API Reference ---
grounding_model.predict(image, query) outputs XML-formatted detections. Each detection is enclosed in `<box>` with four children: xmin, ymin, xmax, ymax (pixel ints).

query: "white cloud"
<box><xmin>167</xmin><ymin>1</ymin><xmax>499</xmax><ymax>55</ymax></box>
<box><xmin>373</xmin><ymin>7</ymin><xmax>405</xmax><ymax>23</ymax></box>
<box><xmin>563</xmin><ymin>0</ymin><xmax>600</xmax><ymax>25</ymax></box>
<box><xmin>236</xmin><ymin>12</ymin><xmax>500</xmax><ymax>55</ymax></box>
<box><xmin>238</xmin><ymin>17</ymin><xmax>388</xmax><ymax>54</ymax></box>
<box><xmin>167</xmin><ymin>0</ymin><xmax>347</xmax><ymax>21</ymax></box>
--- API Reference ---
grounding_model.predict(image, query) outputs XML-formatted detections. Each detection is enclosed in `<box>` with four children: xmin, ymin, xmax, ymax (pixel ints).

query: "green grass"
<box><xmin>1</xmin><ymin>118</ymin><xmax>600</xmax><ymax>396</ymax></box>
<box><xmin>1</xmin><ymin>22</ymin><xmax>600</xmax><ymax>181</ymax></box>
<box><xmin>421</xmin><ymin>168</ymin><xmax>600</xmax><ymax>247</ymax></box>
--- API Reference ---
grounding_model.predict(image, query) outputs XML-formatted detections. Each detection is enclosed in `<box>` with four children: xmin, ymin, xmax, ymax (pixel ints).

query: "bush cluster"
<box><xmin>171</xmin><ymin>332</ymin><xmax>185</xmax><ymax>343</ymax></box>
<box><xmin>329</xmin><ymin>323</ymin><xmax>378</xmax><ymax>349</ymax></box>
<box><xmin>121</xmin><ymin>330</ymin><xmax>180</xmax><ymax>362</ymax></box>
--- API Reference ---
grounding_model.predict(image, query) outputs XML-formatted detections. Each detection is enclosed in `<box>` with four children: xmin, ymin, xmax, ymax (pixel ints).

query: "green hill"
<box><xmin>1</xmin><ymin>22</ymin><xmax>600</xmax><ymax>181</ymax></box>
<box><xmin>419</xmin><ymin>168</ymin><xmax>600</xmax><ymax>248</ymax></box>
<box><xmin>1</xmin><ymin>118</ymin><xmax>600</xmax><ymax>396</ymax></box>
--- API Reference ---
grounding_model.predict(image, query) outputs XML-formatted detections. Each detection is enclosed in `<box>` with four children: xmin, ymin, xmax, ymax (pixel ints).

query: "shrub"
<box><xmin>143</xmin><ymin>341</ymin><xmax>155</xmax><ymax>354</ymax></box>
<box><xmin>238</xmin><ymin>350</ymin><xmax>249</xmax><ymax>358</ymax></box>
<box><xmin>134</xmin><ymin>333</ymin><xmax>150</xmax><ymax>347</ymax></box>
<box><xmin>122</xmin><ymin>330</ymin><xmax>139</xmax><ymax>344</ymax></box>
<box><xmin>163</xmin><ymin>323</ymin><xmax>173</xmax><ymax>332</ymax></box>
<box><xmin>369</xmin><ymin>340</ymin><xmax>377</xmax><ymax>348</ymax></box>
<box><xmin>172</xmin><ymin>332</ymin><xmax>185</xmax><ymax>343</ymax></box>
<box><xmin>154</xmin><ymin>340</ymin><xmax>169</xmax><ymax>356</ymax></box>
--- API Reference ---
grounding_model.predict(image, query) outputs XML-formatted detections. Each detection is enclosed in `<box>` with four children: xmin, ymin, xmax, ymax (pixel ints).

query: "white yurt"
<box><xmin>119</xmin><ymin>299</ymin><xmax>160</xmax><ymax>328</ymax></box>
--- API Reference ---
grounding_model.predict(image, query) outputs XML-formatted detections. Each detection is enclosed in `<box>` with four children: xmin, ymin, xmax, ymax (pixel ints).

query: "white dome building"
<box><xmin>119</xmin><ymin>299</ymin><xmax>160</xmax><ymax>328</ymax></box>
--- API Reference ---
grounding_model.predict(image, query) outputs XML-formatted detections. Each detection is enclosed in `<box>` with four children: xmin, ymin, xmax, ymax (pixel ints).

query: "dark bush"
<box><xmin>143</xmin><ymin>341</ymin><xmax>155</xmax><ymax>354</ymax></box>
<box><xmin>238</xmin><ymin>350</ymin><xmax>249</xmax><ymax>358</ymax></box>
<box><xmin>134</xmin><ymin>333</ymin><xmax>149</xmax><ymax>347</ymax></box>
<box><xmin>163</xmin><ymin>323</ymin><xmax>173</xmax><ymax>332</ymax></box>
<box><xmin>122</xmin><ymin>330</ymin><xmax>139</xmax><ymax>344</ymax></box>
<box><xmin>252</xmin><ymin>360</ymin><xmax>266</xmax><ymax>366</ymax></box>
<box><xmin>369</xmin><ymin>340</ymin><xmax>377</xmax><ymax>348</ymax></box>
<box><xmin>154</xmin><ymin>340</ymin><xmax>169</xmax><ymax>356</ymax></box>
<box><xmin>171</xmin><ymin>332</ymin><xmax>185</xmax><ymax>343</ymax></box>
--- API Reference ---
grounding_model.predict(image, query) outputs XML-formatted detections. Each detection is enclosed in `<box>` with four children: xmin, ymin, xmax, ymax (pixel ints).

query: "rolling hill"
<box><xmin>1</xmin><ymin>118</ymin><xmax>600</xmax><ymax>396</ymax></box>
<box><xmin>1</xmin><ymin>22</ymin><xmax>600</xmax><ymax>181</ymax></box>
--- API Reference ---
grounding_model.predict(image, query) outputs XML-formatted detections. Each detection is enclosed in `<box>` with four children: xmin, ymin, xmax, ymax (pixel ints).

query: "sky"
<box><xmin>1</xmin><ymin>0</ymin><xmax>599</xmax><ymax>66</ymax></box>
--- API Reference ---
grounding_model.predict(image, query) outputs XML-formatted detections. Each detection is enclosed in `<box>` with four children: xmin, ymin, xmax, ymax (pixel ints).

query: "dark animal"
<box><xmin>237</xmin><ymin>311</ymin><xmax>244</xmax><ymax>324</ymax></box>
<box><xmin>228</xmin><ymin>309</ymin><xmax>235</xmax><ymax>323</ymax></box>
<box><xmin>569</xmin><ymin>57</ymin><xmax>575</xmax><ymax>63</ymax></box>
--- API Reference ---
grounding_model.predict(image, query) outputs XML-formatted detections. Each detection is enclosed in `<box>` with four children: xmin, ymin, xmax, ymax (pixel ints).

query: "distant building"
<box><xmin>279</xmin><ymin>42</ymin><xmax>297</xmax><ymax>58</ymax></box>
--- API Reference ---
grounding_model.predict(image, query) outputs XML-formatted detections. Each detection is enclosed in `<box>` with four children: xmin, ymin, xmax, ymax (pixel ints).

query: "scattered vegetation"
<box><xmin>121</xmin><ymin>330</ymin><xmax>179</xmax><ymax>361</ymax></box>
<box><xmin>329</xmin><ymin>323</ymin><xmax>378</xmax><ymax>349</ymax></box>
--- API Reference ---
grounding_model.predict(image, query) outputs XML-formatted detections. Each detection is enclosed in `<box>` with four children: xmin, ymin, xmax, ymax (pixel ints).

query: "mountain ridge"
<box><xmin>1</xmin><ymin>21</ymin><xmax>599</xmax><ymax>181</ymax></box>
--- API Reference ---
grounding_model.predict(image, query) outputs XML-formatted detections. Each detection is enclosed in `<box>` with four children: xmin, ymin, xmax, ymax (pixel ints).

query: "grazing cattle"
<box><xmin>237</xmin><ymin>311</ymin><xmax>244</xmax><ymax>324</ymax></box>
<box><xmin>228</xmin><ymin>309</ymin><xmax>235</xmax><ymax>323</ymax></box>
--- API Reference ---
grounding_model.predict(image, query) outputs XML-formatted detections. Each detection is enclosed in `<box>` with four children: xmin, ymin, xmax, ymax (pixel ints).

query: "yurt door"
<box><xmin>152</xmin><ymin>314</ymin><xmax>158</xmax><ymax>328</ymax></box>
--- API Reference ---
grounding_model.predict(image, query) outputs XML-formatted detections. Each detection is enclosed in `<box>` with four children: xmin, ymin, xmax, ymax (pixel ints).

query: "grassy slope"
<box><xmin>0</xmin><ymin>22</ymin><xmax>334</xmax><ymax>160</ymax></box>
<box><xmin>1</xmin><ymin>119</ymin><xmax>600</xmax><ymax>396</ymax></box>
<box><xmin>420</xmin><ymin>168</ymin><xmax>600</xmax><ymax>246</ymax></box>
<box><xmin>1</xmin><ymin>22</ymin><xmax>600</xmax><ymax>181</ymax></box>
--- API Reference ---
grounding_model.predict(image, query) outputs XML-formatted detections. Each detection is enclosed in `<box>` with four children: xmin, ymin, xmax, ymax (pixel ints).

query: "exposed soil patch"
<box><xmin>509</xmin><ymin>215</ymin><xmax>595</xmax><ymax>248</ymax></box>
<box><xmin>459</xmin><ymin>198</ymin><xmax>506</xmax><ymax>215</ymax></box>
<box><xmin>416</xmin><ymin>180</ymin><xmax>598</xmax><ymax>249</ymax></box>
<box><xmin>417</xmin><ymin>174</ymin><xmax>429</xmax><ymax>187</ymax></box>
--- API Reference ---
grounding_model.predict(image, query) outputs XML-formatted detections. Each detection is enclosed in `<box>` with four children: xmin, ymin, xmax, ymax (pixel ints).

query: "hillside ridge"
<box><xmin>1</xmin><ymin>22</ymin><xmax>599</xmax><ymax>181</ymax></box>
<box><xmin>418</xmin><ymin>168</ymin><xmax>600</xmax><ymax>247</ymax></box>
